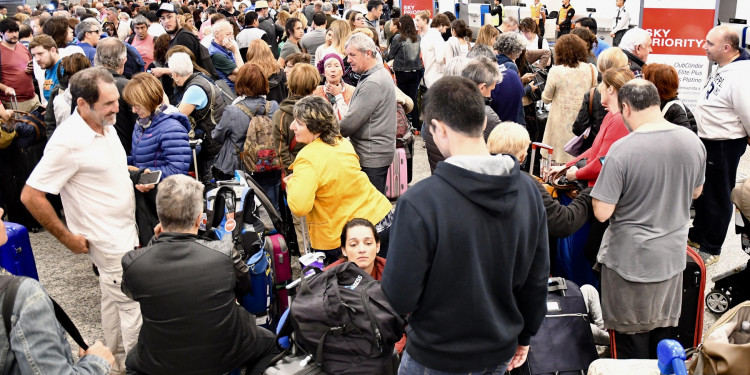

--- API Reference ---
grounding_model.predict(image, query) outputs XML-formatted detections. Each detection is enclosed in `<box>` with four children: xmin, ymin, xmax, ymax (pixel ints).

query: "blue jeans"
<box><xmin>398</xmin><ymin>351</ymin><xmax>509</xmax><ymax>375</ymax></box>
<box><xmin>361</xmin><ymin>165</ymin><xmax>389</xmax><ymax>194</ymax></box>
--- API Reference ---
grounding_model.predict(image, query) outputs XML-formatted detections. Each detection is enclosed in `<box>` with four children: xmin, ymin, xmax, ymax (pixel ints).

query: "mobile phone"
<box><xmin>137</xmin><ymin>170</ymin><xmax>162</xmax><ymax>185</ymax></box>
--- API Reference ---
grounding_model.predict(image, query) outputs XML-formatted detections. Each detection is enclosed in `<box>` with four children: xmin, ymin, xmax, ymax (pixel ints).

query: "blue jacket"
<box><xmin>128</xmin><ymin>106</ymin><xmax>192</xmax><ymax>177</ymax></box>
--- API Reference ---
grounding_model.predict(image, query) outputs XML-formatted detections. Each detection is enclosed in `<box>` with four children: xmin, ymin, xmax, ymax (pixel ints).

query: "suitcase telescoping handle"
<box><xmin>547</xmin><ymin>277</ymin><xmax>568</xmax><ymax>295</ymax></box>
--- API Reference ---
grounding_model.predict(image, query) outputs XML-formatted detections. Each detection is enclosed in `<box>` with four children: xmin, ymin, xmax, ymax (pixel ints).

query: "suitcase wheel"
<box><xmin>706</xmin><ymin>289</ymin><xmax>731</xmax><ymax>314</ymax></box>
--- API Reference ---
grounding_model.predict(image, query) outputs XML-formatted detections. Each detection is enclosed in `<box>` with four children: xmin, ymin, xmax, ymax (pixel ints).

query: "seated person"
<box><xmin>487</xmin><ymin>122</ymin><xmax>592</xmax><ymax>238</ymax></box>
<box><xmin>324</xmin><ymin>218</ymin><xmax>406</xmax><ymax>353</ymax></box>
<box><xmin>121</xmin><ymin>175</ymin><xmax>278</xmax><ymax>375</ymax></box>
<box><xmin>0</xmin><ymin>209</ymin><xmax>115</xmax><ymax>374</ymax></box>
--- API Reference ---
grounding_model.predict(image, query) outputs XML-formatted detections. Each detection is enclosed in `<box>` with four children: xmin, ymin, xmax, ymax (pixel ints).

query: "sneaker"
<box><xmin>697</xmin><ymin>250</ymin><xmax>720</xmax><ymax>266</ymax></box>
<box><xmin>687</xmin><ymin>238</ymin><xmax>701</xmax><ymax>249</ymax></box>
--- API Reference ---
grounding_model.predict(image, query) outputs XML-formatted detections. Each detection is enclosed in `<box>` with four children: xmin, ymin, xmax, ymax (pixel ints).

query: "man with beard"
<box><xmin>29</xmin><ymin>34</ymin><xmax>61</xmax><ymax>103</ymax></box>
<box><xmin>21</xmin><ymin>67</ymin><xmax>143</xmax><ymax>375</ymax></box>
<box><xmin>0</xmin><ymin>18</ymin><xmax>38</xmax><ymax>112</ymax></box>
<box><xmin>156</xmin><ymin>3</ymin><xmax>218</xmax><ymax>78</ymax></box>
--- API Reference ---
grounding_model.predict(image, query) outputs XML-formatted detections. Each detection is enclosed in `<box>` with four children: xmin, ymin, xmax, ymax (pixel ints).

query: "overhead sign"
<box><xmin>400</xmin><ymin>0</ymin><xmax>433</xmax><ymax>17</ymax></box>
<box><xmin>640</xmin><ymin>0</ymin><xmax>719</xmax><ymax>110</ymax></box>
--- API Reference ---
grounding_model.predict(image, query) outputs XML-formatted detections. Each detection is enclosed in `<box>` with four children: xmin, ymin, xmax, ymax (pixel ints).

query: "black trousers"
<box><xmin>395</xmin><ymin>70</ymin><xmax>422</xmax><ymax>125</ymax></box>
<box><xmin>361</xmin><ymin>165</ymin><xmax>389</xmax><ymax>194</ymax></box>
<box><xmin>613</xmin><ymin>29</ymin><xmax>627</xmax><ymax>46</ymax></box>
<box><xmin>689</xmin><ymin>138</ymin><xmax>747</xmax><ymax>255</ymax></box>
<box><xmin>610</xmin><ymin>326</ymin><xmax>675</xmax><ymax>359</ymax></box>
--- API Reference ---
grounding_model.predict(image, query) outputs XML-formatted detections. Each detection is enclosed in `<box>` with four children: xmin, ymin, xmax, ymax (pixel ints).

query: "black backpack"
<box><xmin>287</xmin><ymin>262</ymin><xmax>405</xmax><ymax>375</ymax></box>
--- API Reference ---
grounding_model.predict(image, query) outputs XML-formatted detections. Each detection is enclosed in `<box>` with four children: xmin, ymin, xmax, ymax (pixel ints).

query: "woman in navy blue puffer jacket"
<box><xmin>123</xmin><ymin>73</ymin><xmax>193</xmax><ymax>177</ymax></box>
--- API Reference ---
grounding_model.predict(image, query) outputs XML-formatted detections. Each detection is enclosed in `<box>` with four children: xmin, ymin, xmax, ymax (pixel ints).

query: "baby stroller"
<box><xmin>705</xmin><ymin>259</ymin><xmax>750</xmax><ymax>315</ymax></box>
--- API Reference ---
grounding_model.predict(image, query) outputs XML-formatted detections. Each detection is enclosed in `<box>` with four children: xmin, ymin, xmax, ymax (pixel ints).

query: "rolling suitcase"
<box><xmin>0</xmin><ymin>222</ymin><xmax>39</xmax><ymax>280</ymax></box>
<box><xmin>385</xmin><ymin>148</ymin><xmax>407</xmax><ymax>199</ymax></box>
<box><xmin>676</xmin><ymin>246</ymin><xmax>705</xmax><ymax>349</ymax></box>
<box><xmin>266</xmin><ymin>233</ymin><xmax>292</xmax><ymax>314</ymax></box>
<box><xmin>511</xmin><ymin>278</ymin><xmax>598</xmax><ymax>375</ymax></box>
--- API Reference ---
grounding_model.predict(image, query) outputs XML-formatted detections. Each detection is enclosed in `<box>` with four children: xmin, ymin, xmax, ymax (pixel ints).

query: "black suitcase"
<box><xmin>263</xmin><ymin>355</ymin><xmax>327</xmax><ymax>375</ymax></box>
<box><xmin>676</xmin><ymin>246</ymin><xmax>705</xmax><ymax>349</ymax></box>
<box><xmin>511</xmin><ymin>278</ymin><xmax>598</xmax><ymax>375</ymax></box>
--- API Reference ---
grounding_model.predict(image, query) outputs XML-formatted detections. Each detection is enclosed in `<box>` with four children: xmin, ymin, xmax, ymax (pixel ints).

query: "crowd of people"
<box><xmin>0</xmin><ymin>0</ymin><xmax>747</xmax><ymax>373</ymax></box>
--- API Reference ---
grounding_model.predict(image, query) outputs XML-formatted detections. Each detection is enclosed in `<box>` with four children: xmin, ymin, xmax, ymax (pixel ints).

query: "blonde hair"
<box><xmin>288</xmin><ymin>64</ymin><xmax>321</xmax><ymax>97</ymax></box>
<box><xmin>276</xmin><ymin>10</ymin><xmax>291</xmax><ymax>28</ymax></box>
<box><xmin>475</xmin><ymin>24</ymin><xmax>500</xmax><ymax>47</ymax></box>
<box><xmin>601</xmin><ymin>66</ymin><xmax>635</xmax><ymax>92</ymax></box>
<box><xmin>487</xmin><ymin>122</ymin><xmax>531</xmax><ymax>160</ymax></box>
<box><xmin>350</xmin><ymin>27</ymin><xmax>373</xmax><ymax>39</ymax></box>
<box><xmin>597</xmin><ymin>47</ymin><xmax>629</xmax><ymax>74</ymax></box>
<box><xmin>328</xmin><ymin>20</ymin><xmax>350</xmax><ymax>55</ymax></box>
<box><xmin>290</xmin><ymin>10</ymin><xmax>307</xmax><ymax>31</ymax></box>
<box><xmin>246</xmin><ymin>39</ymin><xmax>281</xmax><ymax>78</ymax></box>
<box><xmin>123</xmin><ymin>73</ymin><xmax>165</xmax><ymax>113</ymax></box>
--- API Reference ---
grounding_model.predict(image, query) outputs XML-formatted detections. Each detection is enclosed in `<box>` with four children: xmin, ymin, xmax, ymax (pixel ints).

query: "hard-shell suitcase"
<box><xmin>511</xmin><ymin>278</ymin><xmax>598</xmax><ymax>375</ymax></box>
<box><xmin>676</xmin><ymin>246</ymin><xmax>705</xmax><ymax>349</ymax></box>
<box><xmin>385</xmin><ymin>148</ymin><xmax>407</xmax><ymax>199</ymax></box>
<box><xmin>0</xmin><ymin>222</ymin><xmax>39</xmax><ymax>280</ymax></box>
<box><xmin>267</xmin><ymin>233</ymin><xmax>292</xmax><ymax>314</ymax></box>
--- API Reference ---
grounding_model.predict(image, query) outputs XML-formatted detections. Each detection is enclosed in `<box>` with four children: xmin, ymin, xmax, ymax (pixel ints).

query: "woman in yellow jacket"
<box><xmin>284</xmin><ymin>96</ymin><xmax>393</xmax><ymax>264</ymax></box>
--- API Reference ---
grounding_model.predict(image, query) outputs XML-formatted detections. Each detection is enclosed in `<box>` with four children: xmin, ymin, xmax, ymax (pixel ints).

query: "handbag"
<box><xmin>563</xmin><ymin>126</ymin><xmax>590</xmax><ymax>157</ymax></box>
<box><xmin>688</xmin><ymin>301</ymin><xmax>750</xmax><ymax>375</ymax></box>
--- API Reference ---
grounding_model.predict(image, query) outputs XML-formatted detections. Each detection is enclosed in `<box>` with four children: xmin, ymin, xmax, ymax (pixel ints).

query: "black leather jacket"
<box><xmin>121</xmin><ymin>233</ymin><xmax>258</xmax><ymax>375</ymax></box>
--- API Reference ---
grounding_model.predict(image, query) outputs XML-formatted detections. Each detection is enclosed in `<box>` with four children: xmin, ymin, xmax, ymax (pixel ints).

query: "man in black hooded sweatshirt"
<box><xmin>382</xmin><ymin>76</ymin><xmax>550</xmax><ymax>374</ymax></box>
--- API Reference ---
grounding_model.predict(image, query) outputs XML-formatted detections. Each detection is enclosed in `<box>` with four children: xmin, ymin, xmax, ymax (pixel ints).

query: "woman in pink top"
<box><xmin>551</xmin><ymin>66</ymin><xmax>635</xmax><ymax>186</ymax></box>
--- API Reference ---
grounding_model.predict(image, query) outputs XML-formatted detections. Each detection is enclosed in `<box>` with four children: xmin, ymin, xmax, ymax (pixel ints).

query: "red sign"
<box><xmin>400</xmin><ymin>0</ymin><xmax>433</xmax><ymax>18</ymax></box>
<box><xmin>642</xmin><ymin>8</ymin><xmax>716</xmax><ymax>56</ymax></box>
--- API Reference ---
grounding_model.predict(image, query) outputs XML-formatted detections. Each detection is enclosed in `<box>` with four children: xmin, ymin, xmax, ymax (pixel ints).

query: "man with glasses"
<box><xmin>75</xmin><ymin>18</ymin><xmax>101</xmax><ymax>65</ymax></box>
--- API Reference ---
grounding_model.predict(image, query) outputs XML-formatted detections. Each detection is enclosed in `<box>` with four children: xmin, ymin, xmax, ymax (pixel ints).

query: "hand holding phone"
<box><xmin>137</xmin><ymin>170</ymin><xmax>162</xmax><ymax>185</ymax></box>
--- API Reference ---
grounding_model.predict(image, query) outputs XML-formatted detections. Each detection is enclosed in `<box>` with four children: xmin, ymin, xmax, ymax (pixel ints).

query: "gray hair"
<box><xmin>74</xmin><ymin>6</ymin><xmax>88</xmax><ymax>18</ymax></box>
<box><xmin>493</xmin><ymin>32</ymin><xmax>525</xmax><ymax>58</ymax></box>
<box><xmin>75</xmin><ymin>18</ymin><xmax>99</xmax><ymax>41</ymax></box>
<box><xmin>70</xmin><ymin>67</ymin><xmax>116</xmax><ymax>106</ymax></box>
<box><xmin>462</xmin><ymin>57</ymin><xmax>501</xmax><ymax>86</ymax></box>
<box><xmin>133</xmin><ymin>14</ymin><xmax>149</xmax><ymax>27</ymax></box>
<box><xmin>321</xmin><ymin>1</ymin><xmax>332</xmax><ymax>12</ymax></box>
<box><xmin>443</xmin><ymin>56</ymin><xmax>469</xmax><ymax>76</ymax></box>
<box><xmin>618</xmin><ymin>79</ymin><xmax>661</xmax><ymax>113</ymax></box>
<box><xmin>467</xmin><ymin>43</ymin><xmax>495</xmax><ymax>61</ymax></box>
<box><xmin>619</xmin><ymin>28</ymin><xmax>651</xmax><ymax>54</ymax></box>
<box><xmin>212</xmin><ymin>19</ymin><xmax>232</xmax><ymax>37</ymax></box>
<box><xmin>94</xmin><ymin>37</ymin><xmax>127</xmax><ymax>70</ymax></box>
<box><xmin>156</xmin><ymin>175</ymin><xmax>205</xmax><ymax>231</ymax></box>
<box><xmin>502</xmin><ymin>16</ymin><xmax>519</xmax><ymax>27</ymax></box>
<box><xmin>168</xmin><ymin>52</ymin><xmax>194</xmax><ymax>77</ymax></box>
<box><xmin>345</xmin><ymin>32</ymin><xmax>378</xmax><ymax>58</ymax></box>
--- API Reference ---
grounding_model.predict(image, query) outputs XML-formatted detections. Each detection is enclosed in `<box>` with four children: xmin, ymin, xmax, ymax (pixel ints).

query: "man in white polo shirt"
<box><xmin>20</xmin><ymin>67</ymin><xmax>142</xmax><ymax>375</ymax></box>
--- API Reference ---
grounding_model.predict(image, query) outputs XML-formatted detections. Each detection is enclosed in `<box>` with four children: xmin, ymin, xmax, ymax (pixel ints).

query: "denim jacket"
<box><xmin>387</xmin><ymin>34</ymin><xmax>424</xmax><ymax>72</ymax></box>
<box><xmin>0</xmin><ymin>277</ymin><xmax>111</xmax><ymax>375</ymax></box>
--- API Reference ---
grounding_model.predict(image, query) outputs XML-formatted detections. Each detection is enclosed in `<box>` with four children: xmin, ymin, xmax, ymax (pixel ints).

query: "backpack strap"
<box><xmin>661</xmin><ymin>100</ymin><xmax>686</xmax><ymax>117</ymax></box>
<box><xmin>588</xmin><ymin>87</ymin><xmax>595</xmax><ymax>116</ymax></box>
<box><xmin>2</xmin><ymin>276</ymin><xmax>89</xmax><ymax>351</ymax></box>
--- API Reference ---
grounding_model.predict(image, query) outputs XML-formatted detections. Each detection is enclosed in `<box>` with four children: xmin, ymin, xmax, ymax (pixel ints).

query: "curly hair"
<box><xmin>554</xmin><ymin>34</ymin><xmax>589</xmax><ymax>68</ymax></box>
<box><xmin>293</xmin><ymin>95</ymin><xmax>341</xmax><ymax>146</ymax></box>
<box><xmin>493</xmin><ymin>32</ymin><xmax>525</xmax><ymax>58</ymax></box>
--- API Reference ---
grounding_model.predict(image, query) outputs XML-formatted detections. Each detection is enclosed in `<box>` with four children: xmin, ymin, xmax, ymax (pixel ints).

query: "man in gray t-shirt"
<box><xmin>300</xmin><ymin>12</ymin><xmax>328</xmax><ymax>64</ymax></box>
<box><xmin>591</xmin><ymin>80</ymin><xmax>706</xmax><ymax>360</ymax></box>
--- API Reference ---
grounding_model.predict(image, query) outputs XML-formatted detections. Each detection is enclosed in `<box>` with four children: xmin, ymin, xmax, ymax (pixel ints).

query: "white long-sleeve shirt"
<box><xmin>612</xmin><ymin>6</ymin><xmax>630</xmax><ymax>34</ymax></box>
<box><xmin>421</xmin><ymin>28</ymin><xmax>445</xmax><ymax>88</ymax></box>
<box><xmin>695</xmin><ymin>56</ymin><xmax>750</xmax><ymax>140</ymax></box>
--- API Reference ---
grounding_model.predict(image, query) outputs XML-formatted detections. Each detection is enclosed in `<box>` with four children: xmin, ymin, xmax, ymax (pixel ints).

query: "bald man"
<box><xmin>689</xmin><ymin>25</ymin><xmax>750</xmax><ymax>266</ymax></box>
